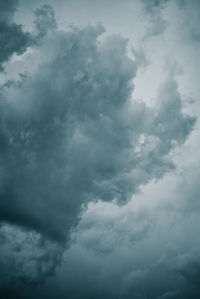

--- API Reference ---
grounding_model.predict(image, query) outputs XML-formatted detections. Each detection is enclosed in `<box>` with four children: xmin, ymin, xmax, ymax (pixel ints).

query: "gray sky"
<box><xmin>0</xmin><ymin>0</ymin><xmax>200</xmax><ymax>298</ymax></box>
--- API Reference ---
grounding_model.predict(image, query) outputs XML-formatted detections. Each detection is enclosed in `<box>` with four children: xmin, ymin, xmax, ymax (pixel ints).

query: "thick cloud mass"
<box><xmin>0</xmin><ymin>23</ymin><xmax>195</xmax><ymax>242</ymax></box>
<box><xmin>0</xmin><ymin>1</ymin><xmax>198</xmax><ymax>297</ymax></box>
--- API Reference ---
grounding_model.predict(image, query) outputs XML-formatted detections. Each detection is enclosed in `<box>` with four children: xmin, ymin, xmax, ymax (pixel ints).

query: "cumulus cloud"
<box><xmin>0</xmin><ymin>1</ymin><xmax>198</xmax><ymax>297</ymax></box>
<box><xmin>0</xmin><ymin>20</ymin><xmax>195</xmax><ymax>243</ymax></box>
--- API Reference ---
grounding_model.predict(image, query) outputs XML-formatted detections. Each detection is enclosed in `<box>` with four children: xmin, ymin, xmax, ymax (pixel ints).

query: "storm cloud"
<box><xmin>0</xmin><ymin>21</ymin><xmax>195</xmax><ymax>242</ymax></box>
<box><xmin>0</xmin><ymin>0</ymin><xmax>199</xmax><ymax>298</ymax></box>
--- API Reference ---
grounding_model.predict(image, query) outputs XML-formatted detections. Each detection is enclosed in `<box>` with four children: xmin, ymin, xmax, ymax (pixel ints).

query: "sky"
<box><xmin>0</xmin><ymin>0</ymin><xmax>200</xmax><ymax>298</ymax></box>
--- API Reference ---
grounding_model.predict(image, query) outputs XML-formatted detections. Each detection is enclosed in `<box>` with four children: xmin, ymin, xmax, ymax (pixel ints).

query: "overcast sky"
<box><xmin>0</xmin><ymin>1</ymin><xmax>200</xmax><ymax>298</ymax></box>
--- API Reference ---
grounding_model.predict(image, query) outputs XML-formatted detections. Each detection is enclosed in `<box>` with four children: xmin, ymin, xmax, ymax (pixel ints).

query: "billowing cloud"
<box><xmin>0</xmin><ymin>1</ymin><xmax>198</xmax><ymax>297</ymax></box>
<box><xmin>0</xmin><ymin>21</ymin><xmax>195</xmax><ymax>243</ymax></box>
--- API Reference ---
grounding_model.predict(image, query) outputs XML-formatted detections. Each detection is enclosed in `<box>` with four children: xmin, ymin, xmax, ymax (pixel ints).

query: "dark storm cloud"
<box><xmin>0</xmin><ymin>224</ymin><xmax>63</xmax><ymax>297</ymax></box>
<box><xmin>0</xmin><ymin>0</ymin><xmax>32</xmax><ymax>71</ymax></box>
<box><xmin>0</xmin><ymin>20</ymin><xmax>195</xmax><ymax>243</ymax></box>
<box><xmin>0</xmin><ymin>1</ymin><xmax>198</xmax><ymax>297</ymax></box>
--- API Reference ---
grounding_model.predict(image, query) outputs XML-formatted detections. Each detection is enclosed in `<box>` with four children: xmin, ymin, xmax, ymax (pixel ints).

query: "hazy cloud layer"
<box><xmin>140</xmin><ymin>0</ymin><xmax>168</xmax><ymax>38</ymax></box>
<box><xmin>33</xmin><ymin>4</ymin><xmax>57</xmax><ymax>40</ymax></box>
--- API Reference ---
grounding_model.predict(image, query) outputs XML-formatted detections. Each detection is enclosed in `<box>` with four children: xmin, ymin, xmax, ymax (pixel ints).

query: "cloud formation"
<box><xmin>0</xmin><ymin>1</ymin><xmax>198</xmax><ymax>297</ymax></box>
<box><xmin>0</xmin><ymin>21</ymin><xmax>195</xmax><ymax>243</ymax></box>
<box><xmin>0</xmin><ymin>223</ymin><xmax>63</xmax><ymax>297</ymax></box>
<box><xmin>0</xmin><ymin>0</ymin><xmax>31</xmax><ymax>71</ymax></box>
<box><xmin>140</xmin><ymin>0</ymin><xmax>168</xmax><ymax>38</ymax></box>
<box><xmin>34</xmin><ymin>4</ymin><xmax>57</xmax><ymax>40</ymax></box>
